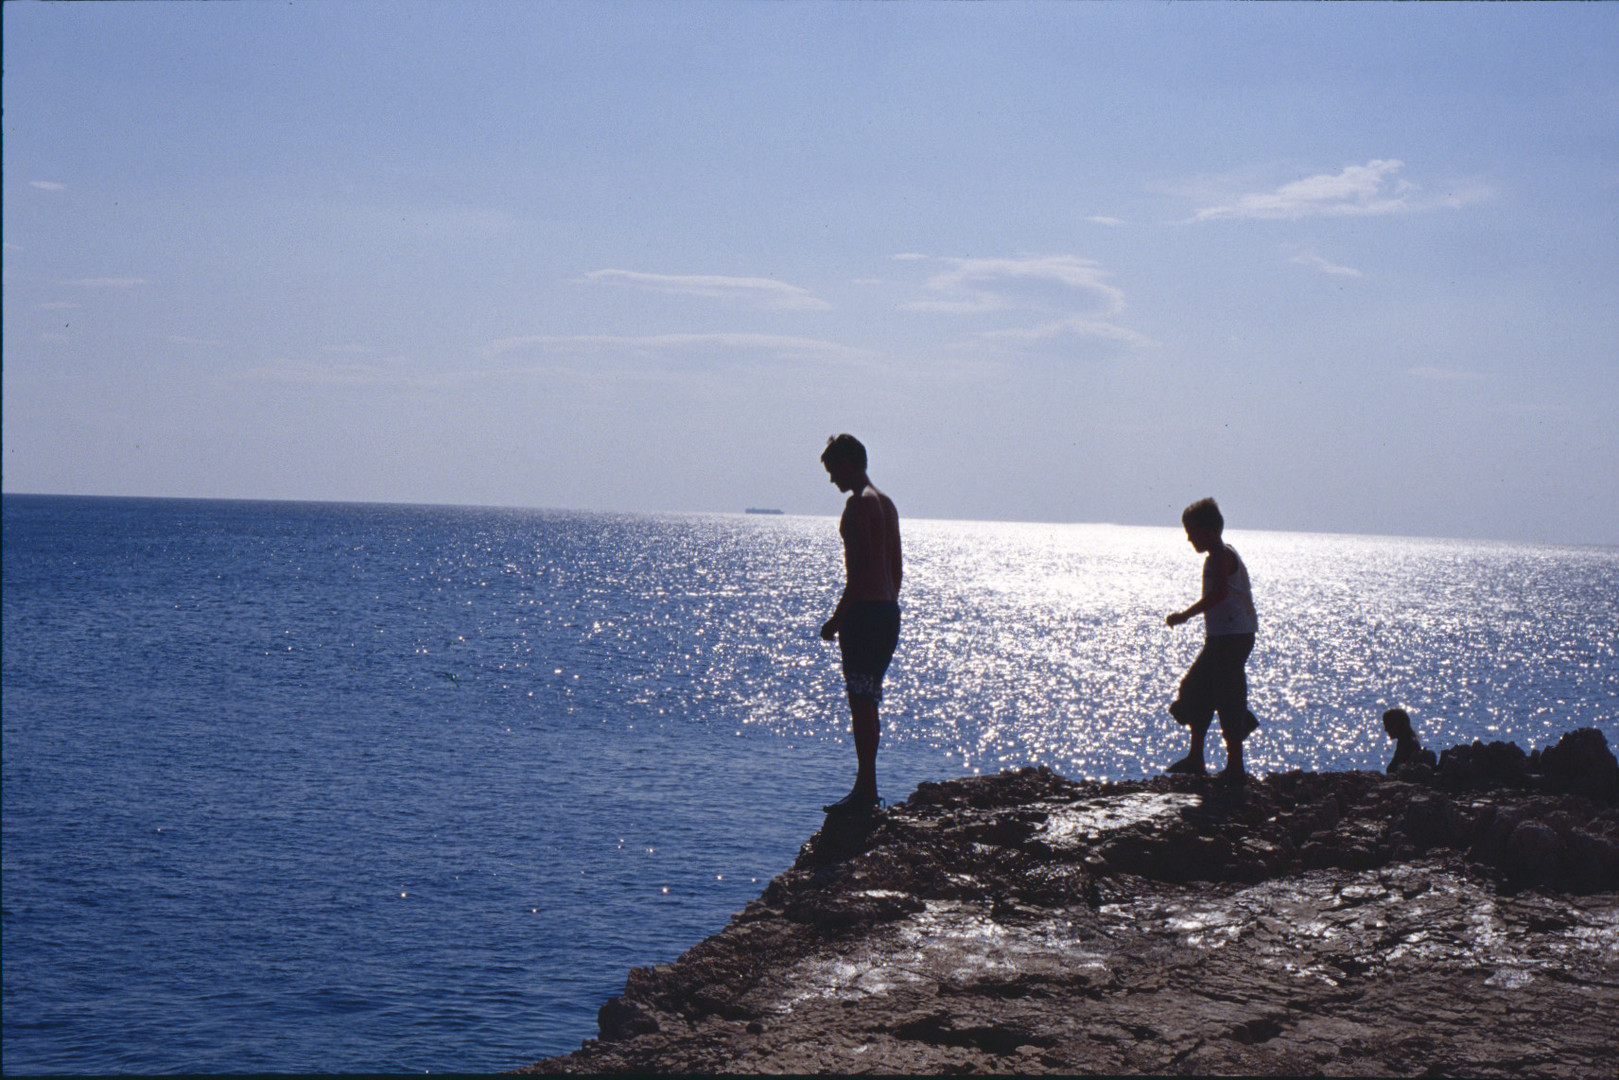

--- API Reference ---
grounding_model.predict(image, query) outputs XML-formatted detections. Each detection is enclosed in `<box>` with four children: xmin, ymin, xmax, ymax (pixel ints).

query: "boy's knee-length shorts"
<box><xmin>839</xmin><ymin>602</ymin><xmax>901</xmax><ymax>705</ymax></box>
<box><xmin>1172</xmin><ymin>632</ymin><xmax>1256</xmax><ymax>737</ymax></box>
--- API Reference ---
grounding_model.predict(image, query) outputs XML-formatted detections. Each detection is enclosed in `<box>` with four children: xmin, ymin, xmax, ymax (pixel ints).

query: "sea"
<box><xmin>3</xmin><ymin>494</ymin><xmax>1615</xmax><ymax>1074</ymax></box>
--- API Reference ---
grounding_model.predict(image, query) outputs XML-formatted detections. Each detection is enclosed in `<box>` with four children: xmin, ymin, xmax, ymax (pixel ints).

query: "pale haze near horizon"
<box><xmin>3</xmin><ymin>3</ymin><xmax>1616</xmax><ymax>546</ymax></box>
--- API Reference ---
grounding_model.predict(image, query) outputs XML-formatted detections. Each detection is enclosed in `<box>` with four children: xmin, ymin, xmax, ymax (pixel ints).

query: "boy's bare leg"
<box><xmin>1215</xmin><ymin>709</ymin><xmax>1255</xmax><ymax>783</ymax></box>
<box><xmin>1221</xmin><ymin>728</ymin><xmax>1245</xmax><ymax>781</ymax></box>
<box><xmin>850</xmin><ymin>696</ymin><xmax>880</xmax><ymax>801</ymax></box>
<box><xmin>1167</xmin><ymin>716</ymin><xmax>1210</xmax><ymax>774</ymax></box>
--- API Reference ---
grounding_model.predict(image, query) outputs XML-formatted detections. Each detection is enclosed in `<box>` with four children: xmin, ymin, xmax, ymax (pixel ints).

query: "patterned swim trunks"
<box><xmin>839</xmin><ymin>601</ymin><xmax>901</xmax><ymax>704</ymax></box>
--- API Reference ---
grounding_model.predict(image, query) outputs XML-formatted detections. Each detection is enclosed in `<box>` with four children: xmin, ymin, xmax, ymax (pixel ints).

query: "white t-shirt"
<box><xmin>1204</xmin><ymin>543</ymin><xmax>1258</xmax><ymax>636</ymax></box>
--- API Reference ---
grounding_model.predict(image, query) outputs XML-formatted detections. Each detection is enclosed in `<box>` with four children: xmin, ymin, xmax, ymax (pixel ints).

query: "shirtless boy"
<box><xmin>1165</xmin><ymin>497</ymin><xmax>1260</xmax><ymax>783</ymax></box>
<box><xmin>819</xmin><ymin>434</ymin><xmax>902</xmax><ymax>813</ymax></box>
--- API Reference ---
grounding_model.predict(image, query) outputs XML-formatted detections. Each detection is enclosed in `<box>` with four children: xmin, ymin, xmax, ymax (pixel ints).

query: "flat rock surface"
<box><xmin>523</xmin><ymin>737</ymin><xmax>1619</xmax><ymax>1076</ymax></box>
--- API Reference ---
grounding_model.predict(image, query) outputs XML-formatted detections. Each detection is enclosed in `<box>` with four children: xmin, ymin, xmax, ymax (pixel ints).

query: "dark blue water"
<box><xmin>4</xmin><ymin>495</ymin><xmax>1615</xmax><ymax>1073</ymax></box>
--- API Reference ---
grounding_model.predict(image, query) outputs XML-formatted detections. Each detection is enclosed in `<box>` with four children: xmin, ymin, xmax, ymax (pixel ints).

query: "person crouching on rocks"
<box><xmin>1383</xmin><ymin>708</ymin><xmax>1436</xmax><ymax>774</ymax></box>
<box><xmin>1165</xmin><ymin>497</ymin><xmax>1260</xmax><ymax>784</ymax></box>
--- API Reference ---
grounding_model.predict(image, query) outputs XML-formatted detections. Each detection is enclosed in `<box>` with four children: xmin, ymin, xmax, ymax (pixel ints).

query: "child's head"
<box><xmin>1181</xmin><ymin>498</ymin><xmax>1223</xmax><ymax>550</ymax></box>
<box><xmin>1382</xmin><ymin>707</ymin><xmax>1415</xmax><ymax>740</ymax></box>
<box><xmin>821</xmin><ymin>433</ymin><xmax>869</xmax><ymax>491</ymax></box>
<box><xmin>820</xmin><ymin>433</ymin><xmax>867</xmax><ymax>471</ymax></box>
<box><xmin>1181</xmin><ymin>498</ymin><xmax>1223</xmax><ymax>533</ymax></box>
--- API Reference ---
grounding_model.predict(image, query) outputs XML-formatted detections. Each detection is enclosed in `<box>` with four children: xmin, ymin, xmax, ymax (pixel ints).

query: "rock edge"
<box><xmin>522</xmin><ymin>729</ymin><xmax>1619</xmax><ymax>1076</ymax></box>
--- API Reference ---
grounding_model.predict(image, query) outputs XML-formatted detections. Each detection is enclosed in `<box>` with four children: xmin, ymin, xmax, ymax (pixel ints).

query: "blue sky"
<box><xmin>4</xmin><ymin>2</ymin><xmax>1616</xmax><ymax>544</ymax></box>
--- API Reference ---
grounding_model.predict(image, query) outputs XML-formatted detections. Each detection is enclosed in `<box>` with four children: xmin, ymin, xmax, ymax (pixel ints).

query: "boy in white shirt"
<box><xmin>1165</xmin><ymin>497</ymin><xmax>1259</xmax><ymax>783</ymax></box>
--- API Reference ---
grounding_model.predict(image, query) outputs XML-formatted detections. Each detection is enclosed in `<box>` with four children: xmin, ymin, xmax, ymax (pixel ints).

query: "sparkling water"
<box><xmin>3</xmin><ymin>495</ymin><xmax>1614</xmax><ymax>1072</ymax></box>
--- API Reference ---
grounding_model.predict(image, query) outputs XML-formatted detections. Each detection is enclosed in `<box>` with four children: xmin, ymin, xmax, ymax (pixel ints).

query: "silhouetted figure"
<box><xmin>1165</xmin><ymin>497</ymin><xmax>1259</xmax><ymax>784</ymax></box>
<box><xmin>1383</xmin><ymin>707</ymin><xmax>1435</xmax><ymax>773</ymax></box>
<box><xmin>819</xmin><ymin>434</ymin><xmax>902</xmax><ymax>814</ymax></box>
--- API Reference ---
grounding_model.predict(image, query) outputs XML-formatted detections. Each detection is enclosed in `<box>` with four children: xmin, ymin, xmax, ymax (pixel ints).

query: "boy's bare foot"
<box><xmin>1166</xmin><ymin>755</ymin><xmax>1207</xmax><ymax>776</ymax></box>
<box><xmin>1216</xmin><ymin>765</ymin><xmax>1247</xmax><ymax>786</ymax></box>
<box><xmin>824</xmin><ymin>791</ymin><xmax>883</xmax><ymax>814</ymax></box>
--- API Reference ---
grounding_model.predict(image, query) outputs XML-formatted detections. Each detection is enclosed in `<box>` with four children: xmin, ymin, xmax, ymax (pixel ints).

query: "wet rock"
<box><xmin>784</xmin><ymin>887</ymin><xmax>925</xmax><ymax>929</ymax></box>
<box><xmin>891</xmin><ymin>1010</ymin><xmax>1056</xmax><ymax>1055</ymax></box>
<box><xmin>1395</xmin><ymin>758</ymin><xmax>1436</xmax><ymax>784</ymax></box>
<box><xmin>1567</xmin><ymin>823</ymin><xmax>1619</xmax><ymax>892</ymax></box>
<box><xmin>1507</xmin><ymin>819</ymin><xmax>1563</xmax><ymax>879</ymax></box>
<box><xmin>596</xmin><ymin>996</ymin><xmax>659</xmax><ymax>1041</ymax></box>
<box><xmin>1392</xmin><ymin>793</ymin><xmax>1474</xmax><ymax>854</ymax></box>
<box><xmin>1535</xmin><ymin>727</ymin><xmax>1619</xmax><ymax>803</ymax></box>
<box><xmin>522</xmin><ymin>731</ymin><xmax>1619</xmax><ymax>1077</ymax></box>
<box><xmin>1438</xmin><ymin>739</ymin><xmax>1531</xmax><ymax>792</ymax></box>
<box><xmin>1473</xmin><ymin>803</ymin><xmax>1523</xmax><ymax>862</ymax></box>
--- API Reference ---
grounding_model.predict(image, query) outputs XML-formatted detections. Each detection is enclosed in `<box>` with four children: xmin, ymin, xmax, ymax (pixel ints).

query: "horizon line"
<box><xmin>3</xmin><ymin>489</ymin><xmax>1612</xmax><ymax>551</ymax></box>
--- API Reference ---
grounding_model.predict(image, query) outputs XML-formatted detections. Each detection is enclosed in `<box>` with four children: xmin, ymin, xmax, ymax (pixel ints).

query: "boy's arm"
<box><xmin>821</xmin><ymin>498</ymin><xmax>859</xmax><ymax>639</ymax></box>
<box><xmin>1166</xmin><ymin>548</ymin><xmax>1232</xmax><ymax>627</ymax></box>
<box><xmin>887</xmin><ymin>498</ymin><xmax>902</xmax><ymax>595</ymax></box>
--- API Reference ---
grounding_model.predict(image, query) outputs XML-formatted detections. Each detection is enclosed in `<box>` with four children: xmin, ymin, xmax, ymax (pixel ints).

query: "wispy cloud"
<box><xmin>486</xmin><ymin>331</ymin><xmax>867</xmax><ymax>363</ymax></box>
<box><xmin>897</xmin><ymin>254</ymin><xmax>1152</xmax><ymax>353</ymax></box>
<box><xmin>1291</xmin><ymin>251</ymin><xmax>1363</xmax><ymax>278</ymax></box>
<box><xmin>969</xmin><ymin>316</ymin><xmax>1157</xmax><ymax>348</ymax></box>
<box><xmin>1087</xmin><ymin>216</ymin><xmax>1127</xmax><ymax>227</ymax></box>
<box><xmin>30</xmin><ymin>180</ymin><xmax>66</xmax><ymax>191</ymax></box>
<box><xmin>71</xmin><ymin>277</ymin><xmax>146</xmax><ymax>288</ymax></box>
<box><xmin>901</xmin><ymin>254</ymin><xmax>1126</xmax><ymax>316</ymax></box>
<box><xmin>582</xmin><ymin>270</ymin><xmax>830</xmax><ymax>310</ymax></box>
<box><xmin>1192</xmin><ymin>159</ymin><xmax>1427</xmax><ymax>222</ymax></box>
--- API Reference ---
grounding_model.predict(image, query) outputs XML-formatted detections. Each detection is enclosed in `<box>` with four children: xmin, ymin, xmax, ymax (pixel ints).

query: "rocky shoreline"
<box><xmin>523</xmin><ymin>730</ymin><xmax>1619</xmax><ymax>1076</ymax></box>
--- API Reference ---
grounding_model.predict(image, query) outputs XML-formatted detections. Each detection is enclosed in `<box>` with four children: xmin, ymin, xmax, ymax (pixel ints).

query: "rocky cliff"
<box><xmin>523</xmin><ymin>729</ymin><xmax>1619</xmax><ymax>1076</ymax></box>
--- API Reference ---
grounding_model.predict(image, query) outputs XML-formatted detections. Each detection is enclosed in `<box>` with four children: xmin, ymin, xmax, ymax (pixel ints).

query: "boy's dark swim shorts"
<box><xmin>839</xmin><ymin>601</ymin><xmax>901</xmax><ymax>704</ymax></box>
<box><xmin>1172</xmin><ymin>631</ymin><xmax>1256</xmax><ymax>737</ymax></box>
